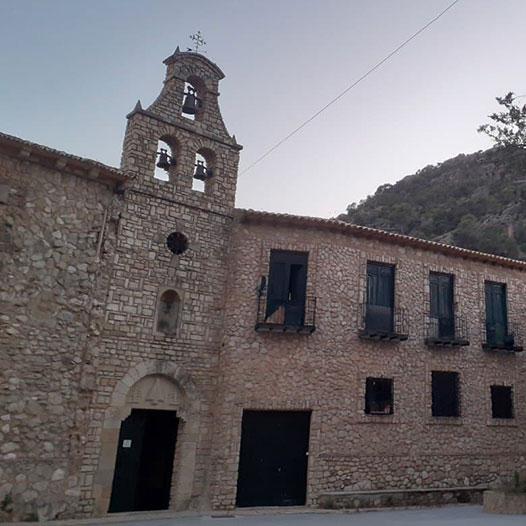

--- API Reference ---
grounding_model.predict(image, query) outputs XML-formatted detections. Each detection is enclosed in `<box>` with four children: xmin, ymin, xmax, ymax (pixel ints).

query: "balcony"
<box><xmin>359</xmin><ymin>303</ymin><xmax>408</xmax><ymax>342</ymax></box>
<box><xmin>424</xmin><ymin>314</ymin><xmax>469</xmax><ymax>347</ymax></box>
<box><xmin>482</xmin><ymin>322</ymin><xmax>523</xmax><ymax>352</ymax></box>
<box><xmin>255</xmin><ymin>293</ymin><xmax>316</xmax><ymax>334</ymax></box>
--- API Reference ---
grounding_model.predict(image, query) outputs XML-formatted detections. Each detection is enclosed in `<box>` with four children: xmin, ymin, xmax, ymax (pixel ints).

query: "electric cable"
<box><xmin>239</xmin><ymin>0</ymin><xmax>461</xmax><ymax>176</ymax></box>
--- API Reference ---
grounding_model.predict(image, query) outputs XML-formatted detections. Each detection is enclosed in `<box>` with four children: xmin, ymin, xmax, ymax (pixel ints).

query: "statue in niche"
<box><xmin>157</xmin><ymin>290</ymin><xmax>180</xmax><ymax>335</ymax></box>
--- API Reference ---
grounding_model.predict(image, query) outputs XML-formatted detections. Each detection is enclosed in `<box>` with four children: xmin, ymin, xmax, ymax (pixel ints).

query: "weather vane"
<box><xmin>188</xmin><ymin>31</ymin><xmax>206</xmax><ymax>53</ymax></box>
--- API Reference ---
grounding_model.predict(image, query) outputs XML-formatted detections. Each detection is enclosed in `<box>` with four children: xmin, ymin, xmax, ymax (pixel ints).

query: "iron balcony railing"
<box><xmin>424</xmin><ymin>314</ymin><xmax>469</xmax><ymax>347</ymax></box>
<box><xmin>255</xmin><ymin>290</ymin><xmax>316</xmax><ymax>334</ymax></box>
<box><xmin>358</xmin><ymin>300</ymin><xmax>408</xmax><ymax>342</ymax></box>
<box><xmin>483</xmin><ymin>321</ymin><xmax>523</xmax><ymax>352</ymax></box>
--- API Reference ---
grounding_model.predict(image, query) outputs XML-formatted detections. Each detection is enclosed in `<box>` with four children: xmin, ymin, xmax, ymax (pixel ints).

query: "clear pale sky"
<box><xmin>1</xmin><ymin>0</ymin><xmax>525</xmax><ymax>217</ymax></box>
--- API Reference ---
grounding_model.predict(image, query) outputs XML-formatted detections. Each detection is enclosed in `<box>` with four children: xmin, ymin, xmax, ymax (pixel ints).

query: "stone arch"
<box><xmin>186</xmin><ymin>75</ymin><xmax>207</xmax><ymax>98</ymax></box>
<box><xmin>111</xmin><ymin>360</ymin><xmax>200</xmax><ymax>420</ymax></box>
<box><xmin>196</xmin><ymin>146</ymin><xmax>216</xmax><ymax>170</ymax></box>
<box><xmin>181</xmin><ymin>76</ymin><xmax>205</xmax><ymax>122</ymax></box>
<box><xmin>111</xmin><ymin>360</ymin><xmax>199</xmax><ymax>406</ymax></box>
<box><xmin>127</xmin><ymin>374</ymin><xmax>181</xmax><ymax>407</ymax></box>
<box><xmin>93</xmin><ymin>361</ymin><xmax>201</xmax><ymax>514</ymax></box>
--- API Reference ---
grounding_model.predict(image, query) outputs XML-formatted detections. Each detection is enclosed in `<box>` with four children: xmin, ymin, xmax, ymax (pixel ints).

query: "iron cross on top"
<box><xmin>189</xmin><ymin>31</ymin><xmax>206</xmax><ymax>53</ymax></box>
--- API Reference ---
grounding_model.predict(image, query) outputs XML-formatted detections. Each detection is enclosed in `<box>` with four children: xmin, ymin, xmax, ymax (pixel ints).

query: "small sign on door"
<box><xmin>122</xmin><ymin>439</ymin><xmax>132</xmax><ymax>448</ymax></box>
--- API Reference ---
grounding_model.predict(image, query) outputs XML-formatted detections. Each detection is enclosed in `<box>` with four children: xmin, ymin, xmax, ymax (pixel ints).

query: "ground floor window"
<box><xmin>365</xmin><ymin>377</ymin><xmax>393</xmax><ymax>415</ymax></box>
<box><xmin>432</xmin><ymin>371</ymin><xmax>460</xmax><ymax>417</ymax></box>
<box><xmin>491</xmin><ymin>385</ymin><xmax>514</xmax><ymax>419</ymax></box>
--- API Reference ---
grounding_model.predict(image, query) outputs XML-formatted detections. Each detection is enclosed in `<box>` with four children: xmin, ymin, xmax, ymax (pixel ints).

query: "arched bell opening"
<box><xmin>181</xmin><ymin>76</ymin><xmax>206</xmax><ymax>121</ymax></box>
<box><xmin>192</xmin><ymin>148</ymin><xmax>215</xmax><ymax>193</ymax></box>
<box><xmin>154</xmin><ymin>138</ymin><xmax>179</xmax><ymax>182</ymax></box>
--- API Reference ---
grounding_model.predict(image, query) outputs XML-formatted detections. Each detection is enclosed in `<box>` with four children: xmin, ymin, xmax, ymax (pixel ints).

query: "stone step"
<box><xmin>318</xmin><ymin>486</ymin><xmax>487</xmax><ymax>510</ymax></box>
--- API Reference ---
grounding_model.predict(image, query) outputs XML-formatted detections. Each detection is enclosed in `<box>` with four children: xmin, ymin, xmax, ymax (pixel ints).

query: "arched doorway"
<box><xmin>108</xmin><ymin>376</ymin><xmax>180</xmax><ymax>512</ymax></box>
<box><xmin>92</xmin><ymin>362</ymin><xmax>201</xmax><ymax>515</ymax></box>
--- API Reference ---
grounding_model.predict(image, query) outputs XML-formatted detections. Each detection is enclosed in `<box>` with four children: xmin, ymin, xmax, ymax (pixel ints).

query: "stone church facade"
<box><xmin>1</xmin><ymin>50</ymin><xmax>525</xmax><ymax>521</ymax></box>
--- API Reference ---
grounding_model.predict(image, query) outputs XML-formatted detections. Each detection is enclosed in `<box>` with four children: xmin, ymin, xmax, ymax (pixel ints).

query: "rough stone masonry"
<box><xmin>0</xmin><ymin>49</ymin><xmax>524</xmax><ymax>521</ymax></box>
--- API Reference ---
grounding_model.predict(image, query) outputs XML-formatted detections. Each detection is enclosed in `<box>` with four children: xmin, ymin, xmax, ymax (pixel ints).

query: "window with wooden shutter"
<box><xmin>485</xmin><ymin>282</ymin><xmax>508</xmax><ymax>347</ymax></box>
<box><xmin>265</xmin><ymin>251</ymin><xmax>308</xmax><ymax>326</ymax></box>
<box><xmin>365</xmin><ymin>262</ymin><xmax>395</xmax><ymax>333</ymax></box>
<box><xmin>429</xmin><ymin>272</ymin><xmax>455</xmax><ymax>338</ymax></box>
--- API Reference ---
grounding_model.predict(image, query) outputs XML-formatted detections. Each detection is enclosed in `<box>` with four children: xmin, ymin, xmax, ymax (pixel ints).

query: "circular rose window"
<box><xmin>166</xmin><ymin>232</ymin><xmax>189</xmax><ymax>255</ymax></box>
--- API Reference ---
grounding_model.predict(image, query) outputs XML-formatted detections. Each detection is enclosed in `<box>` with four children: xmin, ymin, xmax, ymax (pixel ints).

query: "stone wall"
<box><xmin>212</xmin><ymin>217</ymin><xmax>526</xmax><ymax>508</ymax></box>
<box><xmin>0</xmin><ymin>151</ymin><xmax>119</xmax><ymax>521</ymax></box>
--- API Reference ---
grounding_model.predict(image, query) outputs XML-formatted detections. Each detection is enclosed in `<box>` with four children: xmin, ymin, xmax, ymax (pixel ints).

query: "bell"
<box><xmin>156</xmin><ymin>148</ymin><xmax>171</xmax><ymax>170</ymax></box>
<box><xmin>182</xmin><ymin>87</ymin><xmax>199</xmax><ymax>115</ymax></box>
<box><xmin>194</xmin><ymin>160</ymin><xmax>208</xmax><ymax>181</ymax></box>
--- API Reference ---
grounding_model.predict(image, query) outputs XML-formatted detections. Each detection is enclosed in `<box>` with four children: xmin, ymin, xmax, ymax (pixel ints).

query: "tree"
<box><xmin>478</xmin><ymin>92</ymin><xmax>526</xmax><ymax>148</ymax></box>
<box><xmin>452</xmin><ymin>214</ymin><xmax>480</xmax><ymax>249</ymax></box>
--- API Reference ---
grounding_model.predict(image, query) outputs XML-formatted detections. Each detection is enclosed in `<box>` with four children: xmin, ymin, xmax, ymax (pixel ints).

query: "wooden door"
<box><xmin>108</xmin><ymin>411</ymin><xmax>147</xmax><ymax>512</ymax></box>
<box><xmin>236</xmin><ymin>410</ymin><xmax>311</xmax><ymax>507</ymax></box>
<box><xmin>108</xmin><ymin>409</ymin><xmax>178</xmax><ymax>512</ymax></box>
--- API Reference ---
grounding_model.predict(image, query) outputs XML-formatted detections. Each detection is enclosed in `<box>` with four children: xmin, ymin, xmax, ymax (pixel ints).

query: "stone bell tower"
<box><xmin>87</xmin><ymin>50</ymin><xmax>242</xmax><ymax>515</ymax></box>
<box><xmin>120</xmin><ymin>47</ymin><xmax>242</xmax><ymax>206</ymax></box>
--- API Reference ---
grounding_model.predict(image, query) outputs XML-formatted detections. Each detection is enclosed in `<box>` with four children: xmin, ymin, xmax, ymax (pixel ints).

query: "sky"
<box><xmin>1</xmin><ymin>0</ymin><xmax>525</xmax><ymax>218</ymax></box>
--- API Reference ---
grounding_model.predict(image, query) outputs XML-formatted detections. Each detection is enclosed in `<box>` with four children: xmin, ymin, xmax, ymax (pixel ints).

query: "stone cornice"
<box><xmin>125</xmin><ymin>108</ymin><xmax>243</xmax><ymax>151</ymax></box>
<box><xmin>162</xmin><ymin>49</ymin><xmax>225</xmax><ymax>80</ymax></box>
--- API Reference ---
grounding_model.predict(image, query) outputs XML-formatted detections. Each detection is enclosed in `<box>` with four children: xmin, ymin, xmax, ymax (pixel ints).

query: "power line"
<box><xmin>239</xmin><ymin>0</ymin><xmax>461</xmax><ymax>176</ymax></box>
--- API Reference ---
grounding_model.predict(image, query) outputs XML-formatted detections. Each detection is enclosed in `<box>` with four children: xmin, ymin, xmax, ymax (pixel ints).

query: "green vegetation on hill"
<box><xmin>338</xmin><ymin>146</ymin><xmax>526</xmax><ymax>259</ymax></box>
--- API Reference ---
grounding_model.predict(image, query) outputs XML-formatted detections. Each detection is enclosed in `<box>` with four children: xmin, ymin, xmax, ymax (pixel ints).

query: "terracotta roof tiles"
<box><xmin>0</xmin><ymin>131</ymin><xmax>126</xmax><ymax>184</ymax></box>
<box><xmin>237</xmin><ymin>209</ymin><xmax>526</xmax><ymax>271</ymax></box>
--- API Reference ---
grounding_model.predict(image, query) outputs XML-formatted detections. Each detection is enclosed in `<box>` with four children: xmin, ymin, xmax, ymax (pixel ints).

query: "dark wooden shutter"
<box><xmin>267</xmin><ymin>260</ymin><xmax>289</xmax><ymax>318</ymax></box>
<box><xmin>430</xmin><ymin>273</ymin><xmax>454</xmax><ymax>338</ymax></box>
<box><xmin>285</xmin><ymin>261</ymin><xmax>308</xmax><ymax>325</ymax></box>
<box><xmin>366</xmin><ymin>263</ymin><xmax>394</xmax><ymax>333</ymax></box>
<box><xmin>485</xmin><ymin>282</ymin><xmax>508</xmax><ymax>345</ymax></box>
<box><xmin>266</xmin><ymin>251</ymin><xmax>308</xmax><ymax>324</ymax></box>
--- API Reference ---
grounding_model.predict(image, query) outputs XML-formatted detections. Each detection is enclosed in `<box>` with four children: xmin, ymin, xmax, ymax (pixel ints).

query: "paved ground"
<box><xmin>87</xmin><ymin>506</ymin><xmax>524</xmax><ymax>526</ymax></box>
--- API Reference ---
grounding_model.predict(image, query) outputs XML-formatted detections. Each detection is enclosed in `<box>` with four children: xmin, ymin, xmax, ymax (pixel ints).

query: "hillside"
<box><xmin>338</xmin><ymin>146</ymin><xmax>526</xmax><ymax>259</ymax></box>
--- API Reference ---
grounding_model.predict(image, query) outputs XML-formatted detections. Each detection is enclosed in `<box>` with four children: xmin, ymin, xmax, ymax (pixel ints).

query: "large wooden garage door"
<box><xmin>236</xmin><ymin>410</ymin><xmax>311</xmax><ymax>507</ymax></box>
